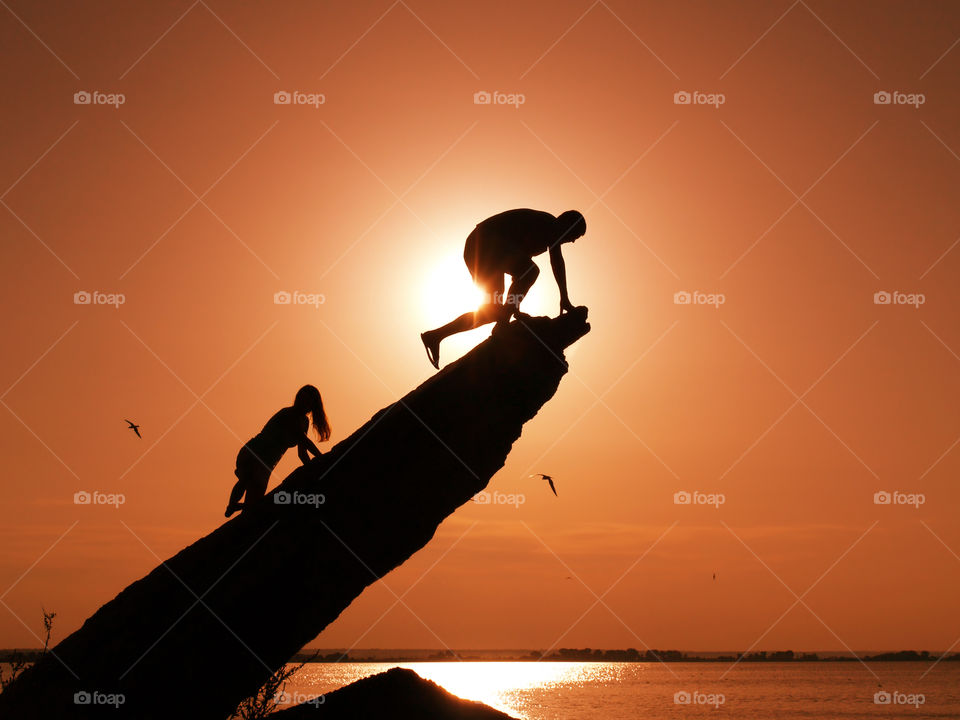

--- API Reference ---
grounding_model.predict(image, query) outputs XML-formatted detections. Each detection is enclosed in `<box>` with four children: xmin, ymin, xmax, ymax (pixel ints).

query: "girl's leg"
<box><xmin>226</xmin><ymin>448</ymin><xmax>258</xmax><ymax>517</ymax></box>
<box><xmin>240</xmin><ymin>469</ymin><xmax>270</xmax><ymax>512</ymax></box>
<box><xmin>227</xmin><ymin>479</ymin><xmax>245</xmax><ymax>506</ymax></box>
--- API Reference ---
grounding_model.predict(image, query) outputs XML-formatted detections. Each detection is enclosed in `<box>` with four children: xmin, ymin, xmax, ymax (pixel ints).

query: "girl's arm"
<box><xmin>298</xmin><ymin>435</ymin><xmax>322</xmax><ymax>463</ymax></box>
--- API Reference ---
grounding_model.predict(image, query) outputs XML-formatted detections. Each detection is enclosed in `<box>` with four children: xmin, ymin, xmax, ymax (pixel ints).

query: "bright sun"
<box><xmin>420</xmin><ymin>251</ymin><xmax>486</xmax><ymax>330</ymax></box>
<box><xmin>419</xmin><ymin>251</ymin><xmax>555</xmax><ymax>332</ymax></box>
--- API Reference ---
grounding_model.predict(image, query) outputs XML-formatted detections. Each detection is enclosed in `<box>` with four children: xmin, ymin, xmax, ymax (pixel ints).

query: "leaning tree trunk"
<box><xmin>0</xmin><ymin>310</ymin><xmax>590</xmax><ymax>719</ymax></box>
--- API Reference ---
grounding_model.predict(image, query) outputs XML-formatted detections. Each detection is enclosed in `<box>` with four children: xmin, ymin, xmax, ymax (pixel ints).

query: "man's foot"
<box><xmin>421</xmin><ymin>332</ymin><xmax>440</xmax><ymax>370</ymax></box>
<box><xmin>491</xmin><ymin>304</ymin><xmax>516</xmax><ymax>335</ymax></box>
<box><xmin>224</xmin><ymin>502</ymin><xmax>243</xmax><ymax>518</ymax></box>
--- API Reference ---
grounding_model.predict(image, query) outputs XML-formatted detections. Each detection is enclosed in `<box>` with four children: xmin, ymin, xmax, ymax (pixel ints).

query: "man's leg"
<box><xmin>504</xmin><ymin>260</ymin><xmax>539</xmax><ymax>320</ymax></box>
<box><xmin>421</xmin><ymin>273</ymin><xmax>506</xmax><ymax>368</ymax></box>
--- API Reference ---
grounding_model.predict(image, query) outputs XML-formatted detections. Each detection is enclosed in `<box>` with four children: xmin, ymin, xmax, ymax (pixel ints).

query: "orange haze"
<box><xmin>2</xmin><ymin>1</ymin><xmax>960</xmax><ymax>656</ymax></box>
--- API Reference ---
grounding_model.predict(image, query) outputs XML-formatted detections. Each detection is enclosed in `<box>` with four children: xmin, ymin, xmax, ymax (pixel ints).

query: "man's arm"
<box><xmin>549</xmin><ymin>245</ymin><xmax>575</xmax><ymax>313</ymax></box>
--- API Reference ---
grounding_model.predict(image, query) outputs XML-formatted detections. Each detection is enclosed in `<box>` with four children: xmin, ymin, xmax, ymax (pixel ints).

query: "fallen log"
<box><xmin>0</xmin><ymin>309</ymin><xmax>589</xmax><ymax>719</ymax></box>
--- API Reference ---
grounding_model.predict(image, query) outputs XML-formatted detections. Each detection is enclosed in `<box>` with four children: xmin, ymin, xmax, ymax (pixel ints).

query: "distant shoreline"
<box><xmin>286</xmin><ymin>649</ymin><xmax>958</xmax><ymax>664</ymax></box>
<box><xmin>4</xmin><ymin>649</ymin><xmax>957</xmax><ymax>664</ymax></box>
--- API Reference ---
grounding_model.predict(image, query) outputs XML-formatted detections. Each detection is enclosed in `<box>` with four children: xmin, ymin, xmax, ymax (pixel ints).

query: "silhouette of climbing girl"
<box><xmin>225</xmin><ymin>385</ymin><xmax>331</xmax><ymax>517</ymax></box>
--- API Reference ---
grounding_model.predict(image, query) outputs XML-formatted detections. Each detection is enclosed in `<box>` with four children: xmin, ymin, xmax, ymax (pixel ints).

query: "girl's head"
<box><xmin>293</xmin><ymin>384</ymin><xmax>331</xmax><ymax>442</ymax></box>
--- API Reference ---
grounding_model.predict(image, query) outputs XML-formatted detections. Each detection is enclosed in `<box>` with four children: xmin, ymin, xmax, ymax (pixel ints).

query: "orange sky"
<box><xmin>1</xmin><ymin>1</ymin><xmax>960</xmax><ymax>656</ymax></box>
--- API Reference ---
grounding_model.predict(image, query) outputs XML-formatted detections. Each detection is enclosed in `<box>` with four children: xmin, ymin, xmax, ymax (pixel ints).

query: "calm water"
<box><xmin>281</xmin><ymin>661</ymin><xmax>960</xmax><ymax>719</ymax></box>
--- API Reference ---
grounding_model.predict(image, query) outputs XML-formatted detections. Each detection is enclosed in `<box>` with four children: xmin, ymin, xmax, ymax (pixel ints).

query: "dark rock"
<box><xmin>274</xmin><ymin>667</ymin><xmax>518</xmax><ymax>719</ymax></box>
<box><xmin>0</xmin><ymin>309</ymin><xmax>589</xmax><ymax>719</ymax></box>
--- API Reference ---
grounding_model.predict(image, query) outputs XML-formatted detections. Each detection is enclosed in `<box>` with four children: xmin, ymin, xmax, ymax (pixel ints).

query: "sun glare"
<box><xmin>399</xmin><ymin>661</ymin><xmax>583</xmax><ymax>715</ymax></box>
<box><xmin>420</xmin><ymin>251</ymin><xmax>487</xmax><ymax>330</ymax></box>
<box><xmin>419</xmin><ymin>251</ymin><xmax>556</xmax><ymax>332</ymax></box>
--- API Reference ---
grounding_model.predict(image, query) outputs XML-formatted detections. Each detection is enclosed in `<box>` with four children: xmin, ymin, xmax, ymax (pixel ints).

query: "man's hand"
<box><xmin>560</xmin><ymin>298</ymin><xmax>575</xmax><ymax>314</ymax></box>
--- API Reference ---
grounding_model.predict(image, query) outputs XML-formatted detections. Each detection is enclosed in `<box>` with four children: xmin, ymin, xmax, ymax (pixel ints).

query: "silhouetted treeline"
<box><xmin>0</xmin><ymin>650</ymin><xmax>45</xmax><ymax>663</ymax></box>
<box><xmin>277</xmin><ymin>648</ymin><xmax>960</xmax><ymax>663</ymax></box>
<box><xmin>7</xmin><ymin>647</ymin><xmax>954</xmax><ymax>665</ymax></box>
<box><xmin>525</xmin><ymin>648</ymin><xmax>957</xmax><ymax>662</ymax></box>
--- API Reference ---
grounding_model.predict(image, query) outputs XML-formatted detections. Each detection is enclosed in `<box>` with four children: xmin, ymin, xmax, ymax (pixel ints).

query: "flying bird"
<box><xmin>125</xmin><ymin>419</ymin><xmax>141</xmax><ymax>439</ymax></box>
<box><xmin>530</xmin><ymin>473</ymin><xmax>557</xmax><ymax>496</ymax></box>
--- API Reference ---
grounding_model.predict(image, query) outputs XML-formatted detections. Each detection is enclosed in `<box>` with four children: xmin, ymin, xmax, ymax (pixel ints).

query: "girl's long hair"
<box><xmin>294</xmin><ymin>385</ymin><xmax>331</xmax><ymax>442</ymax></box>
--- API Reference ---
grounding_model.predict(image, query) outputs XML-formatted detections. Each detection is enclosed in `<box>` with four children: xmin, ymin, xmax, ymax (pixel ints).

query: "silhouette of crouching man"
<box><xmin>420</xmin><ymin>208</ymin><xmax>586</xmax><ymax>369</ymax></box>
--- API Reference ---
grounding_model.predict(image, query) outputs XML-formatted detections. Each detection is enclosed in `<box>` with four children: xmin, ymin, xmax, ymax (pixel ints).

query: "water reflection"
<box><xmin>395</xmin><ymin>661</ymin><xmax>625</xmax><ymax>717</ymax></box>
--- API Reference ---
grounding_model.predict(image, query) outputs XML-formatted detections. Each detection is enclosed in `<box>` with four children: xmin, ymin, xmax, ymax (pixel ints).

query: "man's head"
<box><xmin>557</xmin><ymin>210</ymin><xmax>586</xmax><ymax>243</ymax></box>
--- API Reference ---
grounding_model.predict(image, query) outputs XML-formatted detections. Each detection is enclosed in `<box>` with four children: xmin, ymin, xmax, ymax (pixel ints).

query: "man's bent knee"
<box><xmin>516</xmin><ymin>261</ymin><xmax>539</xmax><ymax>279</ymax></box>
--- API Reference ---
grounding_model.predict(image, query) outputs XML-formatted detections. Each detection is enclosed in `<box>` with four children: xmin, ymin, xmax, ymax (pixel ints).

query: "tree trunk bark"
<box><xmin>0</xmin><ymin>310</ymin><xmax>589</xmax><ymax>719</ymax></box>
